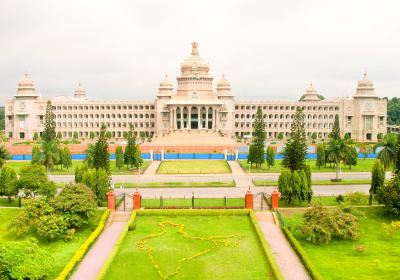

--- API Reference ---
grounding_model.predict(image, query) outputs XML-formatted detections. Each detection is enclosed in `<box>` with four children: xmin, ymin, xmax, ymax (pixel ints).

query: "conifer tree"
<box><xmin>282</xmin><ymin>107</ymin><xmax>307</xmax><ymax>171</ymax></box>
<box><xmin>31</xmin><ymin>145</ymin><xmax>41</xmax><ymax>165</ymax></box>
<box><xmin>124</xmin><ymin>124</ymin><xmax>138</xmax><ymax>168</ymax></box>
<box><xmin>93</xmin><ymin>124</ymin><xmax>110</xmax><ymax>175</ymax></box>
<box><xmin>331</xmin><ymin>114</ymin><xmax>341</xmax><ymax>140</ymax></box>
<box><xmin>370</xmin><ymin>160</ymin><xmax>384</xmax><ymax>205</ymax></box>
<box><xmin>266</xmin><ymin>146</ymin><xmax>275</xmax><ymax>169</ymax></box>
<box><xmin>394</xmin><ymin>134</ymin><xmax>400</xmax><ymax>175</ymax></box>
<box><xmin>316</xmin><ymin>143</ymin><xmax>326</xmax><ymax>169</ymax></box>
<box><xmin>115</xmin><ymin>146</ymin><xmax>124</xmax><ymax>170</ymax></box>
<box><xmin>63</xmin><ymin>146</ymin><xmax>72</xmax><ymax>170</ymax></box>
<box><xmin>247</xmin><ymin>107</ymin><xmax>265</xmax><ymax>168</ymax></box>
<box><xmin>42</xmin><ymin>101</ymin><xmax>56</xmax><ymax>142</ymax></box>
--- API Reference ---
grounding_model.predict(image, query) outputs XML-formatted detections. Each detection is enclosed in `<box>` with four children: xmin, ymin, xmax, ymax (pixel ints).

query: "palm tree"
<box><xmin>328</xmin><ymin>138</ymin><xmax>349</xmax><ymax>181</ymax></box>
<box><xmin>0</xmin><ymin>146</ymin><xmax>10</xmax><ymax>168</ymax></box>
<box><xmin>41</xmin><ymin>140</ymin><xmax>59</xmax><ymax>172</ymax></box>
<box><xmin>374</xmin><ymin>133</ymin><xmax>397</xmax><ymax>172</ymax></box>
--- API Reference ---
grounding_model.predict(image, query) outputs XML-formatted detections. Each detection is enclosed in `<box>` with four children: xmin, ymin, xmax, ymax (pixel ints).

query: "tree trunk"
<box><xmin>369</xmin><ymin>194</ymin><xmax>372</xmax><ymax>206</ymax></box>
<box><xmin>335</xmin><ymin>161</ymin><xmax>339</xmax><ymax>181</ymax></box>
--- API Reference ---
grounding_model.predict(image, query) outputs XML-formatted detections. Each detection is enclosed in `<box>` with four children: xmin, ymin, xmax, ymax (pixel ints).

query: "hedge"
<box><xmin>281</xmin><ymin>226</ymin><xmax>323</xmax><ymax>280</ymax></box>
<box><xmin>55</xmin><ymin>209</ymin><xmax>110</xmax><ymax>280</ymax></box>
<box><xmin>136</xmin><ymin>209</ymin><xmax>250</xmax><ymax>216</ymax></box>
<box><xmin>249</xmin><ymin>211</ymin><xmax>285</xmax><ymax>280</ymax></box>
<box><xmin>96</xmin><ymin>211</ymin><xmax>136</xmax><ymax>280</ymax></box>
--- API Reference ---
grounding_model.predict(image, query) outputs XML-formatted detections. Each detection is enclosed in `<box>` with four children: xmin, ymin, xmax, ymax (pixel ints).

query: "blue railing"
<box><xmin>10</xmin><ymin>152</ymin><xmax>378</xmax><ymax>161</ymax></box>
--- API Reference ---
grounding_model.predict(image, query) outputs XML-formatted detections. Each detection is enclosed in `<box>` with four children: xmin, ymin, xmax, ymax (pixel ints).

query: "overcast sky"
<box><xmin>1</xmin><ymin>0</ymin><xmax>399</xmax><ymax>104</ymax></box>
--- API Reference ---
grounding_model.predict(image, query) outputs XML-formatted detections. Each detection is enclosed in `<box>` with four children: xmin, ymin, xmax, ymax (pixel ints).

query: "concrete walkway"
<box><xmin>143</xmin><ymin>161</ymin><xmax>161</xmax><ymax>175</ymax></box>
<box><xmin>70</xmin><ymin>212</ymin><xmax>130</xmax><ymax>280</ymax></box>
<box><xmin>256</xmin><ymin>212</ymin><xmax>310</xmax><ymax>280</ymax></box>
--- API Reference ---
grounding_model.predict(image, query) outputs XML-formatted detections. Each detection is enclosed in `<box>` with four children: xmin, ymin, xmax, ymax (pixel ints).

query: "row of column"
<box><xmin>169</xmin><ymin>106</ymin><xmax>219</xmax><ymax>130</ymax></box>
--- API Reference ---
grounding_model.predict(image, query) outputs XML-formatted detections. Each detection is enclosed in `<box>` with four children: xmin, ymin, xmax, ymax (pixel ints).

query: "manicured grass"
<box><xmin>280</xmin><ymin>207</ymin><xmax>400</xmax><ymax>279</ymax></box>
<box><xmin>0</xmin><ymin>208</ymin><xmax>104</xmax><ymax>278</ymax></box>
<box><xmin>114</xmin><ymin>181</ymin><xmax>235</xmax><ymax>188</ymax></box>
<box><xmin>157</xmin><ymin>160</ymin><xmax>232</xmax><ymax>174</ymax></box>
<box><xmin>141</xmin><ymin>198</ymin><xmax>245</xmax><ymax>208</ymax></box>
<box><xmin>104</xmin><ymin>214</ymin><xmax>274</xmax><ymax>280</ymax></box>
<box><xmin>0</xmin><ymin>197</ymin><xmax>19</xmax><ymax>207</ymax></box>
<box><xmin>276</xmin><ymin>195</ymin><xmax>378</xmax><ymax>208</ymax></box>
<box><xmin>239</xmin><ymin>158</ymin><xmax>378</xmax><ymax>173</ymax></box>
<box><xmin>3</xmin><ymin>160</ymin><xmax>150</xmax><ymax>175</ymax></box>
<box><xmin>253</xmin><ymin>179</ymin><xmax>372</xmax><ymax>186</ymax></box>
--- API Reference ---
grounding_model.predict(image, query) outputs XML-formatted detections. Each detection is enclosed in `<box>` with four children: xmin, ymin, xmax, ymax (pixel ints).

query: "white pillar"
<box><xmin>150</xmin><ymin>149</ymin><xmax>154</xmax><ymax>161</ymax></box>
<box><xmin>161</xmin><ymin>149</ymin><xmax>164</xmax><ymax>161</ymax></box>
<box><xmin>188</xmin><ymin>107</ymin><xmax>191</xmax><ymax>130</ymax></box>
<box><xmin>224</xmin><ymin>149</ymin><xmax>227</xmax><ymax>160</ymax></box>
<box><xmin>235</xmin><ymin>149</ymin><xmax>238</xmax><ymax>160</ymax></box>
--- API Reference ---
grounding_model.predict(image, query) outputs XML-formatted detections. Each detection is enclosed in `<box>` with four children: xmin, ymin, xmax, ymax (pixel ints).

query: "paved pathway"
<box><xmin>70</xmin><ymin>212</ymin><xmax>130</xmax><ymax>280</ymax></box>
<box><xmin>256</xmin><ymin>212</ymin><xmax>310</xmax><ymax>280</ymax></box>
<box><xmin>143</xmin><ymin>161</ymin><xmax>161</xmax><ymax>175</ymax></box>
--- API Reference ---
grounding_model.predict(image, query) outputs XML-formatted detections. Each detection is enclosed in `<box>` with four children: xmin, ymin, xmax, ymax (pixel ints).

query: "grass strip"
<box><xmin>96</xmin><ymin>212</ymin><xmax>136</xmax><ymax>280</ymax></box>
<box><xmin>115</xmin><ymin>181</ymin><xmax>235</xmax><ymax>188</ymax></box>
<box><xmin>249</xmin><ymin>211</ymin><xmax>284</xmax><ymax>280</ymax></box>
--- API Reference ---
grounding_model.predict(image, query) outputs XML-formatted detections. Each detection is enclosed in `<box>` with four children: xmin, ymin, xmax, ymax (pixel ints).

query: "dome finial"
<box><xmin>191</xmin><ymin>42</ymin><xmax>199</xmax><ymax>55</ymax></box>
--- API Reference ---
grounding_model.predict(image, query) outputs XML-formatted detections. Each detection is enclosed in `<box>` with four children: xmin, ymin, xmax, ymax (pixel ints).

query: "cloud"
<box><xmin>0</xmin><ymin>0</ymin><xmax>399</xmax><ymax>104</ymax></box>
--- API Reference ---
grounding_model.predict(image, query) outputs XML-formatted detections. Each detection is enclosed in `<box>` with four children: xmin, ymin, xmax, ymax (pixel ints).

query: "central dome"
<box><xmin>180</xmin><ymin>42</ymin><xmax>209</xmax><ymax>74</ymax></box>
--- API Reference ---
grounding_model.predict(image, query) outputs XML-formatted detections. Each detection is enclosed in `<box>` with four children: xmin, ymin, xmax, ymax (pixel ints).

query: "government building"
<box><xmin>4</xmin><ymin>43</ymin><xmax>387</xmax><ymax>143</ymax></box>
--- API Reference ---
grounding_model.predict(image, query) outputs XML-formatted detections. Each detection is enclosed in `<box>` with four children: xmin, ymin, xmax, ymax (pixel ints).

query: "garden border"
<box><xmin>96</xmin><ymin>209</ymin><xmax>284</xmax><ymax>280</ymax></box>
<box><xmin>55</xmin><ymin>209</ymin><xmax>110</xmax><ymax>280</ymax></box>
<box><xmin>276</xmin><ymin>211</ymin><xmax>323</xmax><ymax>280</ymax></box>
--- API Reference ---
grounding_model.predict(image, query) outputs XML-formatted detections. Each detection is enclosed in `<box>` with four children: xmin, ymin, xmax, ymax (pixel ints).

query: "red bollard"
<box><xmin>107</xmin><ymin>192</ymin><xmax>115</xmax><ymax>211</ymax></box>
<box><xmin>271</xmin><ymin>190</ymin><xmax>280</xmax><ymax>210</ymax></box>
<box><xmin>133</xmin><ymin>191</ymin><xmax>141</xmax><ymax>210</ymax></box>
<box><xmin>245</xmin><ymin>190</ymin><xmax>253</xmax><ymax>209</ymax></box>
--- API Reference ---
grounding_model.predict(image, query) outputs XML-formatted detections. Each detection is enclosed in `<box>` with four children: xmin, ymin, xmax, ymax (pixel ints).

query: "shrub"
<box><xmin>336</xmin><ymin>194</ymin><xmax>344</xmax><ymax>204</ymax></box>
<box><xmin>383</xmin><ymin>221</ymin><xmax>400</xmax><ymax>236</ymax></box>
<box><xmin>51</xmin><ymin>183</ymin><xmax>97</xmax><ymax>229</ymax></box>
<box><xmin>17</xmin><ymin>165</ymin><xmax>55</xmax><ymax>198</ymax></box>
<box><xmin>344</xmin><ymin>191</ymin><xmax>367</xmax><ymax>205</ymax></box>
<box><xmin>377</xmin><ymin>174</ymin><xmax>400</xmax><ymax>217</ymax></box>
<box><xmin>299</xmin><ymin>205</ymin><xmax>359</xmax><ymax>244</ymax></box>
<box><xmin>37</xmin><ymin>213</ymin><xmax>68</xmax><ymax>240</ymax></box>
<box><xmin>0</xmin><ymin>240</ymin><xmax>53</xmax><ymax>280</ymax></box>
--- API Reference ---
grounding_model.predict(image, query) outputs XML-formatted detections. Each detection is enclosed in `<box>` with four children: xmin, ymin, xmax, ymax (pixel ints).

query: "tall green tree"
<box><xmin>247</xmin><ymin>107</ymin><xmax>265</xmax><ymax>168</ymax></box>
<box><xmin>328</xmin><ymin>138</ymin><xmax>348</xmax><ymax>181</ymax></box>
<box><xmin>81</xmin><ymin>168</ymin><xmax>109</xmax><ymax>203</ymax></box>
<box><xmin>124</xmin><ymin>124</ymin><xmax>138</xmax><ymax>168</ymax></box>
<box><xmin>370</xmin><ymin>160</ymin><xmax>384</xmax><ymax>206</ymax></box>
<box><xmin>42</xmin><ymin>100</ymin><xmax>56</xmax><ymax>142</ymax></box>
<box><xmin>31</xmin><ymin>145</ymin><xmax>41</xmax><ymax>165</ymax></box>
<box><xmin>0</xmin><ymin>146</ymin><xmax>10</xmax><ymax>168</ymax></box>
<box><xmin>41</xmin><ymin>140</ymin><xmax>59</xmax><ymax>172</ymax></box>
<box><xmin>63</xmin><ymin>146</ymin><xmax>72</xmax><ymax>170</ymax></box>
<box><xmin>374</xmin><ymin>133</ymin><xmax>397</xmax><ymax>172</ymax></box>
<box><xmin>17</xmin><ymin>165</ymin><xmax>55</xmax><ymax>198</ymax></box>
<box><xmin>394</xmin><ymin>134</ymin><xmax>400</xmax><ymax>175</ymax></box>
<box><xmin>316</xmin><ymin>143</ymin><xmax>326</xmax><ymax>169</ymax></box>
<box><xmin>282</xmin><ymin>107</ymin><xmax>307</xmax><ymax>171</ymax></box>
<box><xmin>344</xmin><ymin>146</ymin><xmax>358</xmax><ymax>170</ymax></box>
<box><xmin>266</xmin><ymin>146</ymin><xmax>275</xmax><ymax>169</ymax></box>
<box><xmin>331</xmin><ymin>114</ymin><xmax>341</xmax><ymax>140</ymax></box>
<box><xmin>0</xmin><ymin>166</ymin><xmax>18</xmax><ymax>201</ymax></box>
<box><xmin>93</xmin><ymin>124</ymin><xmax>110</xmax><ymax>174</ymax></box>
<box><xmin>115</xmin><ymin>146</ymin><xmax>124</xmax><ymax>170</ymax></box>
<box><xmin>84</xmin><ymin>144</ymin><xmax>95</xmax><ymax>168</ymax></box>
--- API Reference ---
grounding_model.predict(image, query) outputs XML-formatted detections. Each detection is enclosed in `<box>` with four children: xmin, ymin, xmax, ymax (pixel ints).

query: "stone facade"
<box><xmin>4</xmin><ymin>43</ymin><xmax>387</xmax><ymax>142</ymax></box>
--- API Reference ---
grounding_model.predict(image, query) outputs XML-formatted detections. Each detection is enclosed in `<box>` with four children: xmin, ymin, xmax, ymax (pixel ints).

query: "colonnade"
<box><xmin>169</xmin><ymin>106</ymin><xmax>219</xmax><ymax>130</ymax></box>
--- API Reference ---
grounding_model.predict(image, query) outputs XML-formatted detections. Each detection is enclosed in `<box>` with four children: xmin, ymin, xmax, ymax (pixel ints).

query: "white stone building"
<box><xmin>5</xmin><ymin>43</ymin><xmax>387</xmax><ymax>142</ymax></box>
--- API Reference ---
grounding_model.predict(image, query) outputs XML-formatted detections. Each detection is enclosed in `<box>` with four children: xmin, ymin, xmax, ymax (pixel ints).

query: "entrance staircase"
<box><xmin>152</xmin><ymin>130</ymin><xmax>237</xmax><ymax>145</ymax></box>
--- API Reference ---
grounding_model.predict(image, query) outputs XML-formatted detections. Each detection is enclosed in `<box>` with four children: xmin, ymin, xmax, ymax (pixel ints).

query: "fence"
<box><xmin>140</xmin><ymin>196</ymin><xmax>245</xmax><ymax>209</ymax></box>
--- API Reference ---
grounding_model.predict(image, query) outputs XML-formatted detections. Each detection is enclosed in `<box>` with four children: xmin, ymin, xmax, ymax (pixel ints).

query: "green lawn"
<box><xmin>0</xmin><ymin>208</ymin><xmax>104</xmax><ymax>279</ymax></box>
<box><xmin>114</xmin><ymin>181</ymin><xmax>235</xmax><ymax>188</ymax></box>
<box><xmin>4</xmin><ymin>160</ymin><xmax>150</xmax><ymax>175</ymax></box>
<box><xmin>280</xmin><ymin>207</ymin><xmax>400</xmax><ymax>279</ymax></box>
<box><xmin>141</xmin><ymin>198</ymin><xmax>245</xmax><ymax>208</ymax></box>
<box><xmin>253</xmin><ymin>179</ymin><xmax>373</xmax><ymax>186</ymax></box>
<box><xmin>239</xmin><ymin>158</ymin><xmax>378</xmax><ymax>173</ymax></box>
<box><xmin>0</xmin><ymin>197</ymin><xmax>19</xmax><ymax>207</ymax></box>
<box><xmin>276</xmin><ymin>195</ymin><xmax>378</xmax><ymax>208</ymax></box>
<box><xmin>156</xmin><ymin>160</ymin><xmax>232</xmax><ymax>174</ymax></box>
<box><xmin>104</xmin><ymin>214</ymin><xmax>274</xmax><ymax>280</ymax></box>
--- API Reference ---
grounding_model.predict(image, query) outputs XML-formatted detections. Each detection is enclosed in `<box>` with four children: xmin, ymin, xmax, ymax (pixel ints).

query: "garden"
<box><xmin>156</xmin><ymin>160</ymin><xmax>232</xmax><ymax>174</ymax></box>
<box><xmin>0</xmin><ymin>206</ymin><xmax>105</xmax><ymax>279</ymax></box>
<box><xmin>280</xmin><ymin>207</ymin><xmax>400</xmax><ymax>279</ymax></box>
<box><xmin>101</xmin><ymin>210</ymin><xmax>281</xmax><ymax>280</ymax></box>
